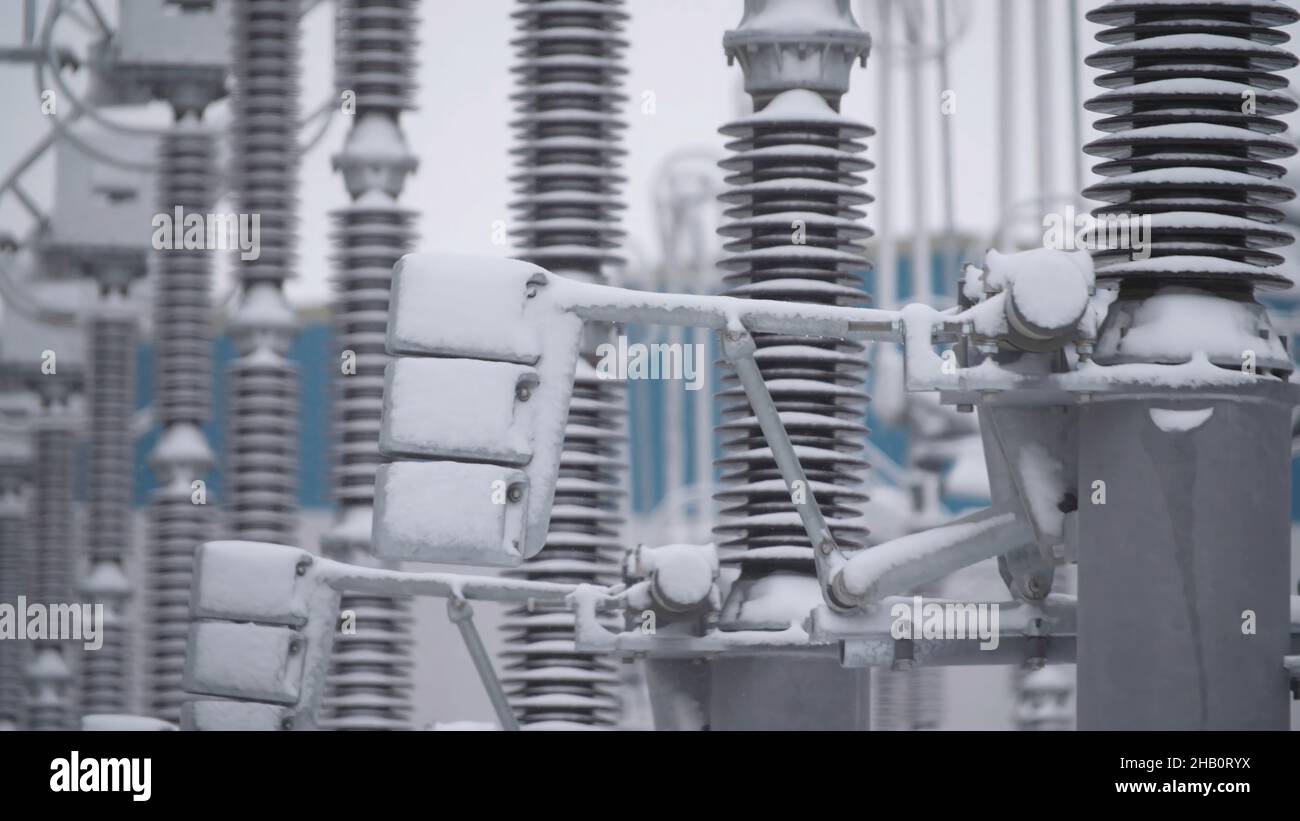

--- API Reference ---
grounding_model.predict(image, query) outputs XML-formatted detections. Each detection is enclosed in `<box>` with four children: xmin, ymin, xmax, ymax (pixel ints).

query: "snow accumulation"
<box><xmin>382</xmin><ymin>357</ymin><xmax>534</xmax><ymax>463</ymax></box>
<box><xmin>837</xmin><ymin>510</ymin><xmax>1021</xmax><ymax>599</ymax></box>
<box><xmin>1101</xmin><ymin>286</ymin><xmax>1286</xmax><ymax>363</ymax></box>
<box><xmin>189</xmin><ymin>621</ymin><xmax>300</xmax><ymax>701</ymax></box>
<box><xmin>193</xmin><ymin>541</ymin><xmax>313</xmax><ymax>624</ymax></box>
<box><xmin>1149</xmin><ymin>407</ymin><xmax>1215</xmax><ymax>432</ymax></box>
<box><xmin>387</xmin><ymin>254</ymin><xmax>554</xmax><ymax>364</ymax></box>
<box><xmin>990</xmin><ymin>248</ymin><xmax>1094</xmax><ymax>331</ymax></box>
<box><xmin>723</xmin><ymin>571</ymin><xmax>825</xmax><ymax>629</ymax></box>
<box><xmin>642</xmin><ymin>544</ymin><xmax>716</xmax><ymax>608</ymax></box>
<box><xmin>374</xmin><ymin>461</ymin><xmax>526</xmax><ymax>565</ymax></box>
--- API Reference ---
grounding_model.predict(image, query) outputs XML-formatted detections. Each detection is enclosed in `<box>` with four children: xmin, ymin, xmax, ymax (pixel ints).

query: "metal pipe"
<box><xmin>446</xmin><ymin>598</ymin><xmax>521</xmax><ymax>732</ymax></box>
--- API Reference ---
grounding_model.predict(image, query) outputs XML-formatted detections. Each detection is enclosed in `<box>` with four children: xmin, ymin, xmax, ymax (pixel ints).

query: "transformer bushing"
<box><xmin>148</xmin><ymin>123</ymin><xmax>222</xmax><ymax>723</ymax></box>
<box><xmin>26</xmin><ymin>374</ymin><xmax>80</xmax><ymax>731</ymax></box>
<box><xmin>320</xmin><ymin>0</ymin><xmax>419</xmax><ymax>731</ymax></box>
<box><xmin>1076</xmin><ymin>0</ymin><xmax>1299</xmax><ymax>729</ymax></box>
<box><xmin>225</xmin><ymin>0</ymin><xmax>302</xmax><ymax>546</ymax></box>
<box><xmin>500</xmin><ymin>0</ymin><xmax>630</xmax><ymax>729</ymax></box>
<box><xmin>707</xmin><ymin>0</ymin><xmax>873</xmax><ymax>729</ymax></box>
<box><xmin>0</xmin><ymin>430</ymin><xmax>32</xmax><ymax>730</ymax></box>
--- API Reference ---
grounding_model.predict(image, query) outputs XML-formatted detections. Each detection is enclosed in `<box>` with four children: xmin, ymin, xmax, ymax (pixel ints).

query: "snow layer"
<box><xmin>373</xmin><ymin>461</ymin><xmax>528</xmax><ymax>566</ymax></box>
<box><xmin>1149</xmin><ymin>407</ymin><xmax>1214</xmax><ymax>432</ymax></box>
<box><xmin>192</xmin><ymin>541</ymin><xmax>315</xmax><ymax>626</ymax></box>
<box><xmin>381</xmin><ymin>358</ymin><xmax>534</xmax><ymax>464</ymax></box>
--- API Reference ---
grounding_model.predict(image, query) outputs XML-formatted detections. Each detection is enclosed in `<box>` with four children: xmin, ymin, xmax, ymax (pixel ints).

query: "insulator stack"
<box><xmin>500</xmin><ymin>0</ymin><xmax>629</xmax><ymax>729</ymax></box>
<box><xmin>712</xmin><ymin>89</ymin><xmax>874</xmax><ymax>586</ymax></box>
<box><xmin>148</xmin><ymin>125</ymin><xmax>220</xmax><ymax>724</ymax></box>
<box><xmin>0</xmin><ymin>433</ymin><xmax>32</xmax><ymax>730</ymax></box>
<box><xmin>321</xmin><ymin>0</ymin><xmax>419</xmax><ymax>731</ymax></box>
<box><xmin>27</xmin><ymin>386</ymin><xmax>79</xmax><ymax>731</ymax></box>
<box><xmin>80</xmin><ymin>304</ymin><xmax>137</xmax><ymax>716</ymax></box>
<box><xmin>226</xmin><ymin>0</ymin><xmax>302</xmax><ymax>545</ymax></box>
<box><xmin>1083</xmin><ymin>0</ymin><xmax>1298</xmax><ymax>372</ymax></box>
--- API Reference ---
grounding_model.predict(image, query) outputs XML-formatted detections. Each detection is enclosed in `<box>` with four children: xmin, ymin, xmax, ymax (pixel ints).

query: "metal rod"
<box><xmin>720</xmin><ymin>326</ymin><xmax>851</xmax><ymax>610</ymax></box>
<box><xmin>566</xmin><ymin>279</ymin><xmax>903</xmax><ymax>341</ymax></box>
<box><xmin>446</xmin><ymin>598</ymin><xmax>521</xmax><ymax>732</ymax></box>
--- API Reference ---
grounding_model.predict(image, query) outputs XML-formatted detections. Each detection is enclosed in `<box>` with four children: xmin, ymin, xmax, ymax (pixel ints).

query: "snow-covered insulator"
<box><xmin>81</xmin><ymin>305</ymin><xmax>137</xmax><ymax>715</ymax></box>
<box><xmin>334</xmin><ymin>0</ymin><xmax>419</xmax><ymax>113</ymax></box>
<box><xmin>225</xmin><ymin>0</ymin><xmax>302</xmax><ymax>545</ymax></box>
<box><xmin>225</xmin><ymin>289</ymin><xmax>300</xmax><ymax>545</ymax></box>
<box><xmin>318</xmin><ymin>555</ymin><xmax>415</xmax><ymax>731</ymax></box>
<box><xmin>153</xmin><ymin>127</ymin><xmax>217</xmax><ymax>430</ymax></box>
<box><xmin>28</xmin><ymin>388</ymin><xmax>80</xmax><ymax>731</ymax></box>
<box><xmin>502</xmin><ymin>0</ymin><xmax>630</xmax><ymax>729</ymax></box>
<box><xmin>712</xmin><ymin>87</ymin><xmax>874</xmax><ymax>586</ymax></box>
<box><xmin>148</xmin><ymin>125</ymin><xmax>220</xmax><ymax>724</ymax></box>
<box><xmin>0</xmin><ymin>432</ymin><xmax>32</xmax><ymax>729</ymax></box>
<box><xmin>231</xmin><ymin>0</ymin><xmax>300</xmax><ymax>291</ymax></box>
<box><xmin>146</xmin><ymin>424</ymin><xmax>217</xmax><ymax>724</ymax></box>
<box><xmin>78</xmin><ymin>562</ymin><xmax>131</xmax><ymax>717</ymax></box>
<box><xmin>320</xmin><ymin>0</ymin><xmax>421</xmax><ymax>732</ymax></box>
<box><xmin>1083</xmin><ymin>2</ymin><xmax>1298</xmax><ymax>292</ymax></box>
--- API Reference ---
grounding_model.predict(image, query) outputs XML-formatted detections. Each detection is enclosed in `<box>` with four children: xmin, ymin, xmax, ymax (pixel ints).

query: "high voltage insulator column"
<box><xmin>709</xmin><ymin>0</ymin><xmax>873</xmax><ymax>730</ymax></box>
<box><xmin>25</xmin><ymin>374</ymin><xmax>81</xmax><ymax>730</ymax></box>
<box><xmin>321</xmin><ymin>0</ymin><xmax>418</xmax><ymax>731</ymax></box>
<box><xmin>1076</xmin><ymin>0</ymin><xmax>1298</xmax><ymax>729</ymax></box>
<box><xmin>226</xmin><ymin>0</ymin><xmax>301</xmax><ymax>545</ymax></box>
<box><xmin>0</xmin><ymin>429</ymin><xmax>32</xmax><ymax>730</ymax></box>
<box><xmin>500</xmin><ymin>0</ymin><xmax>629</xmax><ymax>729</ymax></box>
<box><xmin>148</xmin><ymin>117</ymin><xmax>224</xmax><ymax>724</ymax></box>
<box><xmin>80</xmin><ymin>292</ymin><xmax>139</xmax><ymax>717</ymax></box>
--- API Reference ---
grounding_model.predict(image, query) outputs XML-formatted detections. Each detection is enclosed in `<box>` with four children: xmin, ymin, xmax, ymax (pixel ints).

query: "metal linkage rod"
<box><xmin>320</xmin><ymin>0</ymin><xmax>419</xmax><ymax>731</ymax></box>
